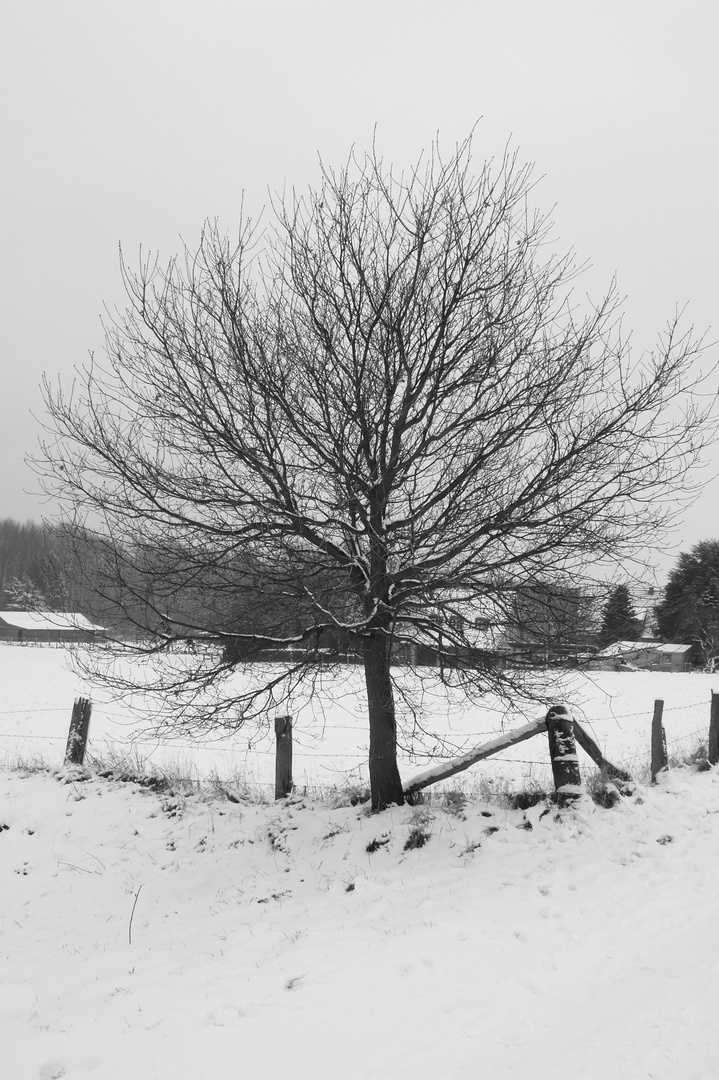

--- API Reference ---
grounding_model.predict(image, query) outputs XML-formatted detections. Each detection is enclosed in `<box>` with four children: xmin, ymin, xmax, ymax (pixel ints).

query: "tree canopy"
<box><xmin>39</xmin><ymin>135</ymin><xmax>714</xmax><ymax>807</ymax></box>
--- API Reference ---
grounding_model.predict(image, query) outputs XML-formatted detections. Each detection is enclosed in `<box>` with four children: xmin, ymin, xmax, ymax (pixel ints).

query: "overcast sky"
<box><xmin>2</xmin><ymin>0</ymin><xmax>717</xmax><ymax>577</ymax></box>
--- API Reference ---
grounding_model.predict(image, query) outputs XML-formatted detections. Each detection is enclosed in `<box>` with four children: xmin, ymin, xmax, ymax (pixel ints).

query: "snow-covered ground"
<box><xmin>3</xmin><ymin>646</ymin><xmax>719</xmax><ymax>1079</ymax></box>
<box><xmin>4</xmin><ymin>764</ymin><xmax>719</xmax><ymax>1079</ymax></box>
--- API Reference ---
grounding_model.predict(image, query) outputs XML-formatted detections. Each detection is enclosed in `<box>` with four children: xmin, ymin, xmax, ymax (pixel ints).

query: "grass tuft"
<box><xmin>509</xmin><ymin>788</ymin><xmax>548</xmax><ymax>811</ymax></box>
<box><xmin>585</xmin><ymin>768</ymin><xmax>622</xmax><ymax>808</ymax></box>
<box><xmin>403</xmin><ymin>806</ymin><xmax>432</xmax><ymax>850</ymax></box>
<box><xmin>442</xmin><ymin>790</ymin><xmax>467</xmax><ymax>817</ymax></box>
<box><xmin>404</xmin><ymin>827</ymin><xmax>430</xmax><ymax>850</ymax></box>
<box><xmin>668</xmin><ymin>739</ymin><xmax>709</xmax><ymax>771</ymax></box>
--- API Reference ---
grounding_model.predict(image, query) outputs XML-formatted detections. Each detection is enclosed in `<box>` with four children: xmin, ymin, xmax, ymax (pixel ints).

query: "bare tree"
<box><xmin>39</xmin><ymin>136</ymin><xmax>713</xmax><ymax>808</ymax></box>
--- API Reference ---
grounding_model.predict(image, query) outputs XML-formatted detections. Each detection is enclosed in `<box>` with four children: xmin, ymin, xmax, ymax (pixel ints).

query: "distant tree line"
<box><xmin>0</xmin><ymin>518</ymin><xmax>129</xmax><ymax>629</ymax></box>
<box><xmin>5</xmin><ymin>515</ymin><xmax>718</xmax><ymax>672</ymax></box>
<box><xmin>0</xmin><ymin>518</ymin><xmax>73</xmax><ymax>610</ymax></box>
<box><xmin>0</xmin><ymin>517</ymin><xmax>380</xmax><ymax>644</ymax></box>
<box><xmin>0</xmin><ymin>514</ymin><xmax>644</xmax><ymax>660</ymax></box>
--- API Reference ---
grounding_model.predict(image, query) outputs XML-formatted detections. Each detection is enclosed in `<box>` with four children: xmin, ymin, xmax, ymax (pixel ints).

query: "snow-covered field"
<box><xmin>3</xmin><ymin>646</ymin><xmax>719</xmax><ymax>1079</ymax></box>
<box><xmin>0</xmin><ymin>644</ymin><xmax>717</xmax><ymax>792</ymax></box>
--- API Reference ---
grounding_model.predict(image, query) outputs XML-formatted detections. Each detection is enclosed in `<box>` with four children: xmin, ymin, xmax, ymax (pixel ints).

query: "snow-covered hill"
<box><xmin>2</xmin><ymin>765</ymin><xmax>719</xmax><ymax>1080</ymax></box>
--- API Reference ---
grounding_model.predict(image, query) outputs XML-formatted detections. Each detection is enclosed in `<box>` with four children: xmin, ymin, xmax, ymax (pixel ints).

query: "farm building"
<box><xmin>595</xmin><ymin>640</ymin><xmax>693</xmax><ymax>672</ymax></box>
<box><xmin>0</xmin><ymin>611</ymin><xmax>105</xmax><ymax>644</ymax></box>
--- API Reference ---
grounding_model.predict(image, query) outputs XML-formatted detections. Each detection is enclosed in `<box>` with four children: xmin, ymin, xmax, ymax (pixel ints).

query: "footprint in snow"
<box><xmin>38</xmin><ymin>1057</ymin><xmax>101</xmax><ymax>1079</ymax></box>
<box><xmin>204</xmin><ymin>1004</ymin><xmax>248</xmax><ymax>1025</ymax></box>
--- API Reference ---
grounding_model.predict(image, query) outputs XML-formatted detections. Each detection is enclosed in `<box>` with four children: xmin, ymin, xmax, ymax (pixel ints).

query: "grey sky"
<box><xmin>2</xmin><ymin>0</ymin><xmax>717</xmax><ymax>575</ymax></box>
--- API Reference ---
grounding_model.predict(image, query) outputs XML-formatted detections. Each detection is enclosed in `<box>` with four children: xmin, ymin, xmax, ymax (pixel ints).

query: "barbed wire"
<box><xmin>0</xmin><ymin>707</ymin><xmax>69</xmax><ymax>715</ymax></box>
<box><xmin>665</xmin><ymin>727</ymin><xmax>707</xmax><ymax>747</ymax></box>
<box><xmin>0</xmin><ymin>694</ymin><xmax>712</xmax><ymax>725</ymax></box>
<box><xmin>1</xmin><ymin>691</ymin><xmax>715</xmax><ymax>776</ymax></box>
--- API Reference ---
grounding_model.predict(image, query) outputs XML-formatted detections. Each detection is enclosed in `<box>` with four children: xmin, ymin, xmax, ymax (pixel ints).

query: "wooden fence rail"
<box><xmin>402</xmin><ymin>704</ymin><xmax>634</xmax><ymax>803</ymax></box>
<box><xmin>403</xmin><ymin>717</ymin><xmax>548</xmax><ymax>799</ymax></box>
<box><xmin>572</xmin><ymin>719</ymin><xmax>633</xmax><ymax>784</ymax></box>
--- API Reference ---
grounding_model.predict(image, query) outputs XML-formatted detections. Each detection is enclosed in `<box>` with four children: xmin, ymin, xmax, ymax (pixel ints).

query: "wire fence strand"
<box><xmin>2</xmin><ymin>693</ymin><xmax>715</xmax><ymax>783</ymax></box>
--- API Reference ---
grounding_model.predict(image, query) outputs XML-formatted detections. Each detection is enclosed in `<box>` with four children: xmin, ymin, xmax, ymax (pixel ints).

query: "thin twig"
<box><xmin>128</xmin><ymin>884</ymin><xmax>143</xmax><ymax>946</ymax></box>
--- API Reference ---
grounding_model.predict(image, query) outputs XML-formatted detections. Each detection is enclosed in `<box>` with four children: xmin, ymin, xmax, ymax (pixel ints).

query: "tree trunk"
<box><xmin>363</xmin><ymin>630</ymin><xmax>405</xmax><ymax>811</ymax></box>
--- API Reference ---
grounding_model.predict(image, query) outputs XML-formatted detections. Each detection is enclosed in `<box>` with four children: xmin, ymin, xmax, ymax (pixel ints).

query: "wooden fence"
<box><xmin>63</xmin><ymin>691</ymin><xmax>719</xmax><ymax>802</ymax></box>
<box><xmin>264</xmin><ymin>692</ymin><xmax>719</xmax><ymax>803</ymax></box>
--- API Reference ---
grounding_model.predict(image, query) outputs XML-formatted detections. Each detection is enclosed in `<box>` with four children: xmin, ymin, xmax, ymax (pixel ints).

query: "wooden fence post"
<box><xmin>709</xmin><ymin>693</ymin><xmax>719</xmax><ymax>766</ymax></box>
<box><xmin>65</xmin><ymin>697</ymin><xmax>92</xmax><ymax>765</ymax></box>
<box><xmin>274</xmin><ymin>715</ymin><xmax>293</xmax><ymax>799</ymax></box>
<box><xmin>546</xmin><ymin>704</ymin><xmax>582</xmax><ymax>806</ymax></box>
<box><xmin>651</xmin><ymin>699</ymin><xmax>668</xmax><ymax>782</ymax></box>
<box><xmin>572</xmin><ymin>719</ymin><xmax>633</xmax><ymax>785</ymax></box>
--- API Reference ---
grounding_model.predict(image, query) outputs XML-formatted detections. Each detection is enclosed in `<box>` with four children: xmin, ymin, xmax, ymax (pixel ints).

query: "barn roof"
<box><xmin>0</xmin><ymin>611</ymin><xmax>105</xmax><ymax>632</ymax></box>
<box><xmin>597</xmin><ymin>640</ymin><xmax>692</xmax><ymax>658</ymax></box>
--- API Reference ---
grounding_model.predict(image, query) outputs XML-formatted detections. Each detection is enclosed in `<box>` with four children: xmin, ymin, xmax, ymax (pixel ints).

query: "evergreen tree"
<box><xmin>4</xmin><ymin>576</ymin><xmax>47</xmax><ymax>611</ymax></box>
<box><xmin>656</xmin><ymin>540</ymin><xmax>719</xmax><ymax>668</ymax></box>
<box><xmin>598</xmin><ymin>584</ymin><xmax>642</xmax><ymax>646</ymax></box>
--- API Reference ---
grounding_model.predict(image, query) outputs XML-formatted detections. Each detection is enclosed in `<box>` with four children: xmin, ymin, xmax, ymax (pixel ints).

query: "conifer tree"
<box><xmin>656</xmin><ymin>540</ymin><xmax>719</xmax><ymax>667</ymax></box>
<box><xmin>599</xmin><ymin>584</ymin><xmax>642</xmax><ymax>647</ymax></box>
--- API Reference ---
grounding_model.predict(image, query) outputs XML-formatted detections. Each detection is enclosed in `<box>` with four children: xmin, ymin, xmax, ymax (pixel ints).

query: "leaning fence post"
<box><xmin>572</xmin><ymin>718</ymin><xmax>633</xmax><ymax>785</ymax></box>
<box><xmin>651</xmin><ymin>699</ymin><xmax>668</xmax><ymax>782</ymax></box>
<box><xmin>546</xmin><ymin>704</ymin><xmax>582</xmax><ymax>806</ymax></box>
<box><xmin>65</xmin><ymin>697</ymin><xmax>92</xmax><ymax>765</ymax></box>
<box><xmin>708</xmin><ymin>692</ymin><xmax>719</xmax><ymax>766</ymax></box>
<box><xmin>274</xmin><ymin>715</ymin><xmax>293</xmax><ymax>799</ymax></box>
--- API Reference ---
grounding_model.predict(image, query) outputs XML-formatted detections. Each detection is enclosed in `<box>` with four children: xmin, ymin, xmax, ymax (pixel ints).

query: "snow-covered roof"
<box><xmin>0</xmin><ymin>611</ymin><xmax>104</xmax><ymax>632</ymax></box>
<box><xmin>598</xmin><ymin>640</ymin><xmax>692</xmax><ymax>658</ymax></box>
